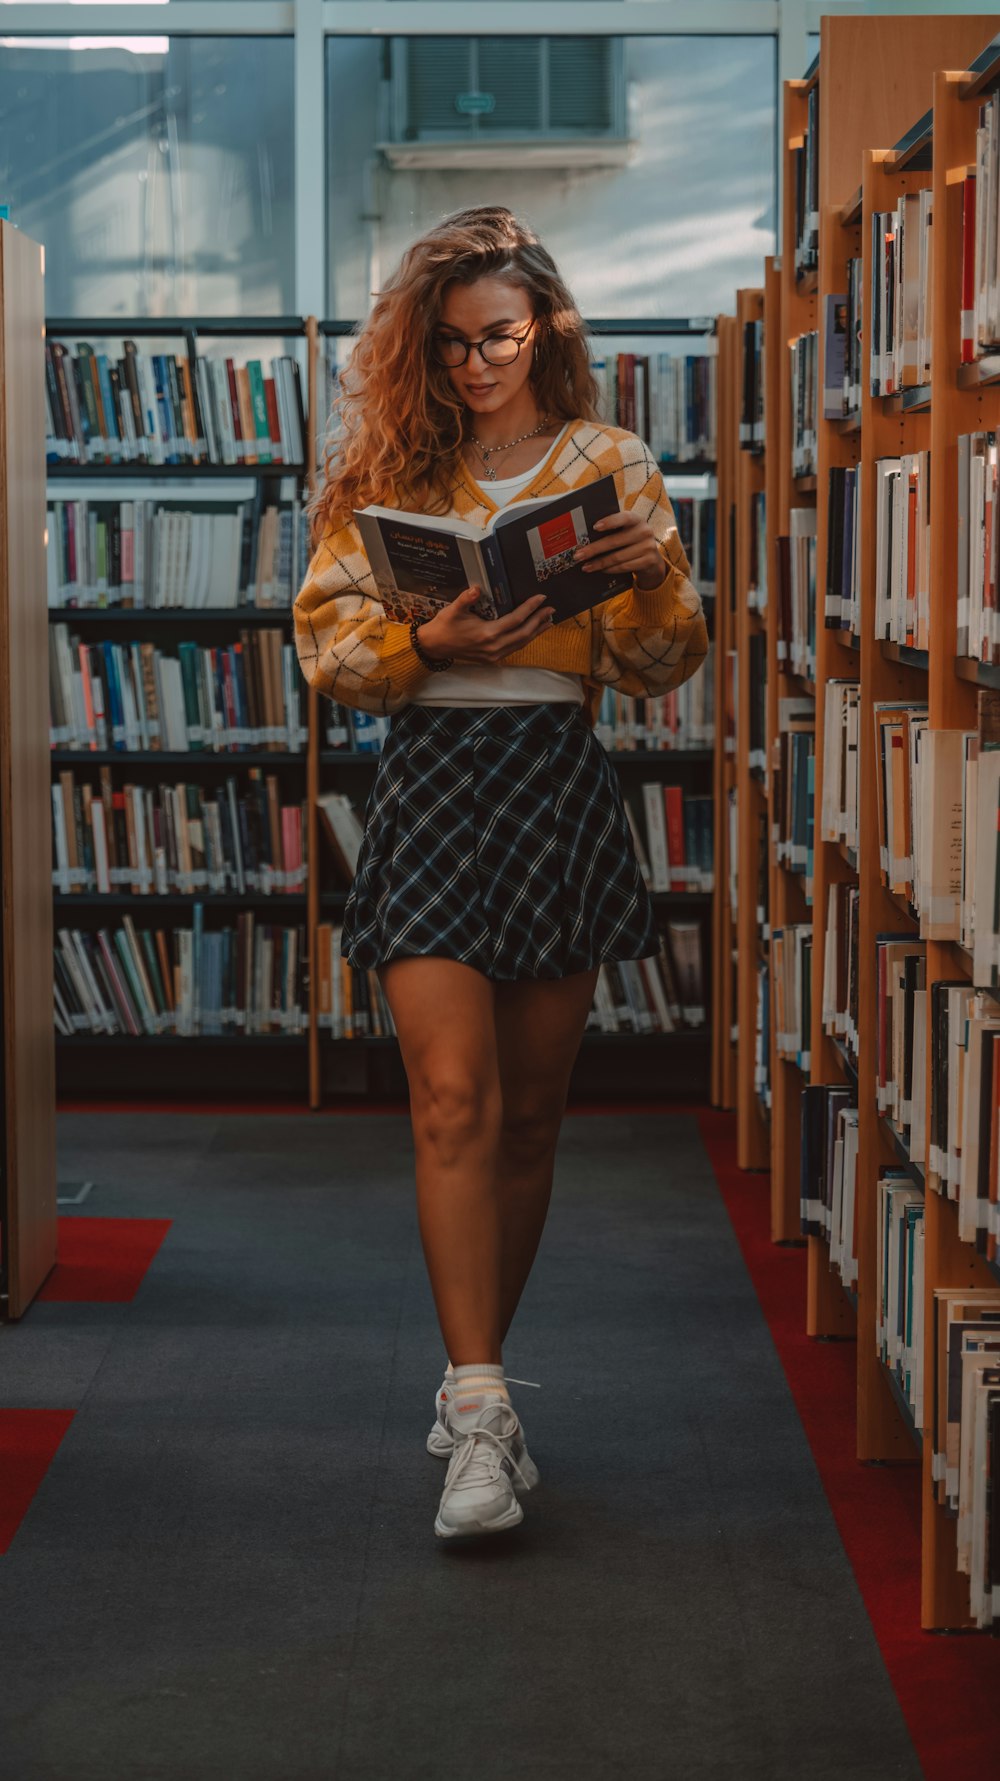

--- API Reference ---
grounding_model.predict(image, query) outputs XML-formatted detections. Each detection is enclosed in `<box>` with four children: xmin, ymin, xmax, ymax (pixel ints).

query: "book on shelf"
<box><xmin>957</xmin><ymin>429</ymin><xmax>1000</xmax><ymax>661</ymax></box>
<box><xmin>354</xmin><ymin>474</ymin><xmax>630</xmax><ymax>627</ymax></box>
<box><xmin>634</xmin><ymin>787</ymin><xmax>714</xmax><ymax>893</ymax></box>
<box><xmin>315</xmin><ymin>923</ymin><xmax>397</xmax><ymax>1040</ymax></box>
<box><xmin>45</xmin><ymin>337</ymin><xmax>306</xmax><ymax>469</ymax></box>
<box><xmin>583</xmin><ymin>921</ymin><xmax>704</xmax><ymax>1035</ymax></box>
<box><xmin>875</xmin><ymin>935</ymin><xmax>927</xmax><ymax>1166</ymax></box>
<box><xmin>739</xmin><ymin>318</ymin><xmax>764</xmax><ymax>450</ymax></box>
<box><xmin>776</xmin><ymin>508</ymin><xmax>817</xmax><ymax>679</ymax></box>
<box><xmin>748</xmin><ymin>631</ymin><xmax>767</xmax><ymax>776</ymax></box>
<box><xmin>819</xmin><ymin>679</ymin><xmax>860</xmax><ymax>848</ymax></box>
<box><xmin>324</xmin><ymin>705</ymin><xmax>390</xmax><ymax>754</ymax></box>
<box><xmin>50</xmin><ymin>768</ymin><xmax>306</xmax><ymax>898</ymax></box>
<box><xmin>755</xmin><ymin>962</ymin><xmax>771</xmax><ymax>1113</ymax></box>
<box><xmin>931</xmin><ymin>1288</ymin><xmax>1000</xmax><ymax>1626</ymax></box>
<box><xmin>793</xmin><ymin>86</ymin><xmax>819</xmax><ymax>278</ymax></box>
<box><xmin>877</xmin><ymin>1170</ymin><xmax>925</xmax><ymax>1428</ymax></box>
<box><xmin>800</xmin><ymin>1085</ymin><xmax>858</xmax><ymax>1288</ymax></box>
<box><xmin>772</xmin><ymin>922</ymin><xmax>812</xmax><ymax>1073</ymax></box>
<box><xmin>874</xmin><ymin>451</ymin><xmax>930</xmax><ymax>648</ymax></box>
<box><xmin>873</xmin><ymin>701</ymin><xmax>928</xmax><ymax>909</ymax></box>
<box><xmin>823</xmin><ymin>295</ymin><xmax>849</xmax><ymax>421</ymax></box>
<box><xmin>317</xmin><ymin>791</ymin><xmax>365</xmax><ymax>886</ymax></box>
<box><xmin>869</xmin><ymin>190</ymin><xmax>933</xmax><ymax>396</ymax></box>
<box><xmin>47</xmin><ymin>492</ymin><xmax>309</xmax><ymax>611</ymax></box>
<box><xmin>671</xmin><ymin>492</ymin><xmax>716</xmax><ymax>600</ymax></box>
<box><xmin>971</xmin><ymin>92</ymin><xmax>1000</xmax><ymax>358</ymax></box>
<box><xmin>790</xmin><ymin>331</ymin><xmax>818</xmax><ymax>477</ymax></box>
<box><xmin>592</xmin><ymin>664</ymin><xmax>714</xmax><ymax>753</ymax></box>
<box><xmin>49</xmin><ymin>625</ymin><xmax>307</xmax><ymax>755</ymax></box>
<box><xmin>772</xmin><ymin>699</ymin><xmax>815</xmax><ymax>891</ymax></box>
<box><xmin>821</xmin><ymin>882</ymin><xmax>859</xmax><ymax>1064</ymax></box>
<box><xmin>824</xmin><ymin>465</ymin><xmax>860</xmax><ymax>633</ymax></box>
<box><xmin>928</xmin><ymin>985</ymin><xmax>1000</xmax><ymax>1266</ymax></box>
<box><xmin>747</xmin><ymin>490</ymin><xmax>766</xmax><ymax>616</ymax></box>
<box><xmin>54</xmin><ymin>910</ymin><xmax>306</xmax><ymax>1038</ymax></box>
<box><xmin>588</xmin><ymin>350</ymin><xmax>716</xmax><ymax>465</ymax></box>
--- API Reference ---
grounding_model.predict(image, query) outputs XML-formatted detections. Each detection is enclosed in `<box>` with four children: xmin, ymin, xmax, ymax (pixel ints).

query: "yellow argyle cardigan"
<box><xmin>293</xmin><ymin>419</ymin><xmax>708</xmax><ymax>724</ymax></box>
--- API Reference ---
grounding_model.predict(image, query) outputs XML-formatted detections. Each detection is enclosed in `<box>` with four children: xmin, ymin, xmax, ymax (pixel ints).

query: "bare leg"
<box><xmin>492</xmin><ymin>967</ymin><xmax>599</xmax><ymax>1343</ymax></box>
<box><xmin>378</xmin><ymin>957</ymin><xmax>503</xmax><ymax>1366</ymax></box>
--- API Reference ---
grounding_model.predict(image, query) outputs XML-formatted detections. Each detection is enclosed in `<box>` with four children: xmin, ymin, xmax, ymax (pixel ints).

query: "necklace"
<box><xmin>469</xmin><ymin>416</ymin><xmax>552</xmax><ymax>482</ymax></box>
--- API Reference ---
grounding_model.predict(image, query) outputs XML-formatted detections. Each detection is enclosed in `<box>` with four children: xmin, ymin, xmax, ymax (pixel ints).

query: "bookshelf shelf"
<box><xmin>884</xmin><ymin>1118</ymin><xmax>926</xmax><ymax>1191</ymax></box>
<box><xmin>880</xmin><ymin>641</ymin><xmax>929</xmax><ymax>672</ymax></box>
<box><xmin>53</xmin><ymin>893</ymin><xmax>308</xmax><ymax>912</ymax></box>
<box><xmin>792</xmin><ymin>473</ymin><xmax>818</xmax><ymax>493</ymax></box>
<box><xmin>49</xmin><ymin>751</ymin><xmax>306</xmax><ymax>769</ymax></box>
<box><xmin>47</xmin><ymin>463</ymin><xmax>305</xmax><ymax>481</ymax></box>
<box><xmin>883</xmin><ymin>385</ymin><xmax>932</xmax><ymax>414</ymax></box>
<box><xmin>955</xmin><ymin>355</ymin><xmax>1000</xmax><ymax>389</ymax></box>
<box><xmin>47</xmin><ymin>608</ymin><xmax>293</xmax><ymax>629</ymax></box>
<box><xmin>954</xmin><ymin>657</ymin><xmax>1000</xmax><ymax>691</ymax></box>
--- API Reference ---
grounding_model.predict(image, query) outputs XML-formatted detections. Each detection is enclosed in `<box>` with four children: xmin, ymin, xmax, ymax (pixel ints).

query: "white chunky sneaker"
<box><xmin>434</xmin><ymin>1399</ymin><xmax>536</xmax><ymax>1541</ymax></box>
<box><xmin>427</xmin><ymin>1374</ymin><xmax>541</xmax><ymax>1493</ymax></box>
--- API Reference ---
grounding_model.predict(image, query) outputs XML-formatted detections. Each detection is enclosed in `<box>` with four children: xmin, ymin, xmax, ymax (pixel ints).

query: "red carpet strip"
<box><xmin>38</xmin><ymin>1216</ymin><xmax>172</xmax><ymax>1302</ymax></box>
<box><xmin>0</xmin><ymin>1410</ymin><xmax>75</xmax><ymax>1554</ymax></box>
<box><xmin>696</xmin><ymin>1107</ymin><xmax>1000</xmax><ymax>1781</ymax></box>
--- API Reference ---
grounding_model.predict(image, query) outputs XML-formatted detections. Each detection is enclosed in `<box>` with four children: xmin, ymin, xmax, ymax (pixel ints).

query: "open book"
<box><xmin>354</xmin><ymin>472</ymin><xmax>631</xmax><ymax>625</ymax></box>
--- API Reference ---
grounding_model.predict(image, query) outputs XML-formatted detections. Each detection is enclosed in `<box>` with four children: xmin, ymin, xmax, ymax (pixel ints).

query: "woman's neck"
<box><xmin>466</xmin><ymin>392</ymin><xmax>548</xmax><ymax>452</ymax></box>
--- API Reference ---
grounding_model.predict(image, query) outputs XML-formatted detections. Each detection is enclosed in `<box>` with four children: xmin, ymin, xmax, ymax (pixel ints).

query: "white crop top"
<box><xmin>412</xmin><ymin>426</ymin><xmax>585</xmax><ymax>708</ymax></box>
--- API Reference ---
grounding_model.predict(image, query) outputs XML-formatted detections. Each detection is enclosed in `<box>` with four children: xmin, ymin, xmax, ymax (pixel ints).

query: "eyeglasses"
<box><xmin>431</xmin><ymin>325</ymin><xmax>534</xmax><ymax>369</ymax></box>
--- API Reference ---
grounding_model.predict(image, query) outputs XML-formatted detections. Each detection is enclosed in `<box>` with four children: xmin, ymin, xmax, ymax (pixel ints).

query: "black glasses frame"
<box><xmin>431</xmin><ymin>323</ymin><xmax>534</xmax><ymax>368</ymax></box>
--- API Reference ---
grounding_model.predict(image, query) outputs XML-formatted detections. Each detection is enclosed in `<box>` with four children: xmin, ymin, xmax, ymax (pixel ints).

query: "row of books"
<box><xmin>793</xmin><ymin>84</ymin><xmax>819</xmax><ymax>278</ymax></box>
<box><xmin>878</xmin><ymin>1170</ymin><xmax>925</xmax><ymax>1426</ymax></box>
<box><xmin>593</xmin><ymin>671</ymin><xmax>715</xmax><ymax>753</ymax></box>
<box><xmin>589</xmin><ymin>352</ymin><xmax>716</xmax><ymax>465</ymax></box>
<box><xmin>772</xmin><ymin>701</ymin><xmax>815</xmax><ymax>888</ymax></box>
<box><xmin>49</xmin><ymin>627</ymin><xmax>308</xmax><ymax>755</ymax></box>
<box><xmin>755</xmin><ymin>963</ymin><xmax>771</xmax><ymax>1113</ymax></box>
<box><xmin>51</xmin><ymin>769</ymin><xmax>306</xmax><ymax>898</ymax></box>
<box><xmin>773</xmin><ymin>922</ymin><xmax>812</xmax><ymax>1074</ymax></box>
<box><xmin>775</xmin><ymin>508</ymin><xmax>818</xmax><ymax>681</ymax></box>
<box><xmin>800</xmin><ymin>1084</ymin><xmax>859</xmax><ymax>1287</ymax></box>
<box><xmin>970</xmin><ymin>93</ymin><xmax>1000</xmax><ymax>359</ymax></box>
<box><xmin>54</xmin><ymin>912</ymin><xmax>307</xmax><ymax>1038</ymax></box>
<box><xmin>875</xmin><ymin>934</ymin><xmax>927</xmax><ymax>1167</ymax></box>
<box><xmin>47</xmin><ymin>495</ymin><xmax>309</xmax><ymax>611</ymax></box>
<box><xmin>958</xmin><ymin>429</ymin><xmax>1000</xmax><ymax>662</ymax></box>
<box><xmin>739</xmin><ymin>317</ymin><xmax>765</xmax><ymax>450</ymax></box>
<box><xmin>632</xmin><ymin>789</ymin><xmax>714</xmax><ymax>895</ymax></box>
<box><xmin>928</xmin><ymin>986</ymin><xmax>1000</xmax><ymax>1264</ymax></box>
<box><xmin>819</xmin><ymin>679</ymin><xmax>860</xmax><ymax>851</ymax></box>
<box><xmin>790</xmin><ymin>331</ymin><xmax>818</xmax><ymax>478</ymax></box>
<box><xmin>586</xmin><ymin>922</ymin><xmax>707</xmax><ymax>1032</ymax></box>
<box><xmin>822</xmin><ymin>282</ymin><xmax>862</xmax><ymax>421</ymax></box>
<box><xmin>46</xmin><ymin>340</ymin><xmax>307</xmax><ymax>468</ymax></box>
<box><xmin>314</xmin><ymin>924</ymin><xmax>397</xmax><ymax>1039</ymax></box>
<box><xmin>821</xmin><ymin>882</ymin><xmax>858</xmax><ymax>1063</ymax></box>
<box><xmin>824</xmin><ymin>464</ymin><xmax>861</xmax><ymax>634</ymax></box>
<box><xmin>747</xmin><ymin>490</ymin><xmax>767</xmax><ymax>615</ymax></box>
<box><xmin>874</xmin><ymin>451</ymin><xmax>930</xmax><ymax>649</ymax></box>
<box><xmin>870</xmin><ymin>192</ymin><xmax>934</xmax><ymax>395</ymax></box>
<box><xmin>672</xmin><ymin>493</ymin><xmax>717</xmax><ymax>601</ymax></box>
<box><xmin>930</xmin><ymin>1287</ymin><xmax>1000</xmax><ymax>1628</ymax></box>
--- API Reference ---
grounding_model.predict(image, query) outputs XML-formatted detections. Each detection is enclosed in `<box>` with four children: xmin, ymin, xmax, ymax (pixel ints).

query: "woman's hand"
<box><xmin>573</xmin><ymin>510</ymin><xmax>667</xmax><ymax>591</ymax></box>
<box><xmin>415</xmin><ymin>586</ymin><xmax>556</xmax><ymax>665</ymax></box>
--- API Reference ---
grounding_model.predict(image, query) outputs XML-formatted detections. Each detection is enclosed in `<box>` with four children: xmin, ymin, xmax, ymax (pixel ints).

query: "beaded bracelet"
<box><xmin>410</xmin><ymin>616</ymin><xmax>454</xmax><ymax>672</ymax></box>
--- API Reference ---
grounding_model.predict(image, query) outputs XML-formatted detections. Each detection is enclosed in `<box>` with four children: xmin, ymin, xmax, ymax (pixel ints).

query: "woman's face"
<box><xmin>435</xmin><ymin>276</ymin><xmax>537</xmax><ymax>418</ymax></box>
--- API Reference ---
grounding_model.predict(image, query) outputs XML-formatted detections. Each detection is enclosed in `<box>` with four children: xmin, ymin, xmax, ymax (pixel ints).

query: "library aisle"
<box><xmin>0</xmin><ymin>1107</ymin><xmax>978</xmax><ymax>1781</ymax></box>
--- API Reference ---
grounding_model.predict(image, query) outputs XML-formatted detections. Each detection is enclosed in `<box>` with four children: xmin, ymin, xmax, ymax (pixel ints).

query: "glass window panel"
<box><xmin>0</xmin><ymin>34</ymin><xmax>294</xmax><ymax>317</ymax></box>
<box><xmin>327</xmin><ymin>34</ymin><xmax>775</xmax><ymax>322</ymax></box>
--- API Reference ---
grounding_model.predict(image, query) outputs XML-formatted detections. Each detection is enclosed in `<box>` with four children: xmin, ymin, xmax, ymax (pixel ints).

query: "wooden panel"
<box><xmin>818</xmin><ymin>14</ymin><xmax>998</xmax><ymax>210</ymax></box>
<box><xmin>0</xmin><ymin>223</ymin><xmax>56</xmax><ymax>1317</ymax></box>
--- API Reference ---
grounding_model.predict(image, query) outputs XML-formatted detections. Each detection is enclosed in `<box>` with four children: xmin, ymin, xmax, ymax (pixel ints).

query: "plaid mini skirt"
<box><xmin>340</xmin><ymin>701</ymin><xmax>659</xmax><ymax>982</ymax></box>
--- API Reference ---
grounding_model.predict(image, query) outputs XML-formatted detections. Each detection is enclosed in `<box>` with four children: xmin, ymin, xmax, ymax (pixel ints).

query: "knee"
<box><xmin>500</xmin><ymin>1097</ymin><xmax>564</xmax><ymax>1165</ymax></box>
<box><xmin>412</xmin><ymin>1068</ymin><xmax>501</xmax><ymax>1161</ymax></box>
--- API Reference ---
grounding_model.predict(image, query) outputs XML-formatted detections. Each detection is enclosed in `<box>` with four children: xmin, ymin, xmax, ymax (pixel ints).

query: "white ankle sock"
<box><xmin>449</xmin><ymin>1362</ymin><xmax>510</xmax><ymax>1423</ymax></box>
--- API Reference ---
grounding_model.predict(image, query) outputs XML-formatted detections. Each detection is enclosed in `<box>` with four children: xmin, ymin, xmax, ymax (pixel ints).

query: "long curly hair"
<box><xmin>312</xmin><ymin>206</ymin><xmax>600</xmax><ymax>540</ymax></box>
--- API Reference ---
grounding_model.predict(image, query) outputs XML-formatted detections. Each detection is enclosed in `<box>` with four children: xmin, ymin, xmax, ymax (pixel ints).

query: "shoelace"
<box><xmin>439</xmin><ymin>1403</ymin><xmax>532</xmax><ymax>1508</ymax></box>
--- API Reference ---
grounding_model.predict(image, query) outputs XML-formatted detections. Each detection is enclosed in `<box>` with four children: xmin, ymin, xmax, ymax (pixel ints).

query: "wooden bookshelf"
<box><xmin>0</xmin><ymin>223</ymin><xmax>57</xmax><ymax>1317</ymax></box>
<box><xmin>715</xmin><ymin>12</ymin><xmax>1000</xmax><ymax>1631</ymax></box>
<box><xmin>711</xmin><ymin>313</ymin><xmax>738</xmax><ymax>1111</ymax></box>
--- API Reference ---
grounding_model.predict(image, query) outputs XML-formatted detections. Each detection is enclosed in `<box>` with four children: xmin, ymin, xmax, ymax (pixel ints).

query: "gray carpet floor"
<box><xmin>0</xmin><ymin>1113</ymin><xmax>922</xmax><ymax>1781</ymax></box>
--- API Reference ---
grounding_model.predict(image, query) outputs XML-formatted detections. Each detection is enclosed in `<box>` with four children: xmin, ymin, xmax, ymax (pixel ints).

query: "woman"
<box><xmin>295</xmin><ymin>206</ymin><xmax>707</xmax><ymax>1543</ymax></box>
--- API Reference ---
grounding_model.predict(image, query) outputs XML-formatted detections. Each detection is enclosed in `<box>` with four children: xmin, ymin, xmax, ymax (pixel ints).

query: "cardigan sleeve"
<box><xmin>587</xmin><ymin>440</ymin><xmax>709</xmax><ymax>698</ymax></box>
<box><xmin>293</xmin><ymin>517</ymin><xmax>435</xmax><ymax>714</ymax></box>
